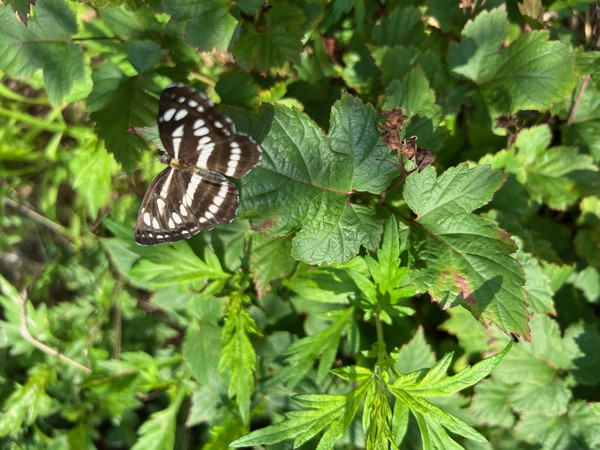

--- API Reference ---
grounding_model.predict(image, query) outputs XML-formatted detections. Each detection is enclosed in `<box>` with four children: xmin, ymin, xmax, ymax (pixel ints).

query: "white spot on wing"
<box><xmin>172</xmin><ymin>212</ymin><xmax>182</xmax><ymax>224</ymax></box>
<box><xmin>162</xmin><ymin>108</ymin><xmax>176</xmax><ymax>121</ymax></box>
<box><xmin>168</xmin><ymin>218</ymin><xmax>175</xmax><ymax>229</ymax></box>
<box><xmin>157</xmin><ymin>198</ymin><xmax>166</xmax><ymax>214</ymax></box>
<box><xmin>143</xmin><ymin>212</ymin><xmax>151</xmax><ymax>226</ymax></box>
<box><xmin>152</xmin><ymin>218</ymin><xmax>160</xmax><ymax>229</ymax></box>
<box><xmin>174</xmin><ymin>109</ymin><xmax>188</xmax><ymax>121</ymax></box>
<box><xmin>193</xmin><ymin>126</ymin><xmax>209</xmax><ymax>136</ymax></box>
<box><xmin>158</xmin><ymin>169</ymin><xmax>175</xmax><ymax>200</ymax></box>
<box><xmin>209</xmin><ymin>204</ymin><xmax>219</xmax><ymax>214</ymax></box>
<box><xmin>196</xmin><ymin>144</ymin><xmax>214</xmax><ymax>168</ymax></box>
<box><xmin>172</xmin><ymin>137</ymin><xmax>181</xmax><ymax>159</ymax></box>
<box><xmin>172</xmin><ymin>124</ymin><xmax>184</xmax><ymax>137</ymax></box>
<box><xmin>193</xmin><ymin>119</ymin><xmax>205</xmax><ymax>129</ymax></box>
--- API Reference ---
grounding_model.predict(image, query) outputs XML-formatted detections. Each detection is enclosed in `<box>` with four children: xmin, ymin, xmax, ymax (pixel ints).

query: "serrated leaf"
<box><xmin>243</xmin><ymin>95</ymin><xmax>397</xmax><ymax>264</ymax></box>
<box><xmin>0</xmin><ymin>0</ymin><xmax>85</xmax><ymax>103</ymax></box>
<box><xmin>470</xmin><ymin>379</ymin><xmax>515</xmax><ymax>427</ymax></box>
<box><xmin>0</xmin><ymin>365</ymin><xmax>55</xmax><ymax>437</ymax></box>
<box><xmin>90</xmin><ymin>75</ymin><xmax>157</xmax><ymax>170</ymax></box>
<box><xmin>402</xmin><ymin>164</ymin><xmax>529</xmax><ymax>337</ymax></box>
<box><xmin>233</xmin><ymin>3</ymin><xmax>304</xmax><ymax>71</ymax></box>
<box><xmin>102</xmin><ymin>220</ymin><xmax>230</xmax><ymax>290</ymax></box>
<box><xmin>230</xmin><ymin>383</ymin><xmax>369</xmax><ymax>448</ymax></box>
<box><xmin>219</xmin><ymin>293</ymin><xmax>261</xmax><ymax>424</ymax></box>
<box><xmin>131</xmin><ymin>385</ymin><xmax>187</xmax><ymax>450</ymax></box>
<box><xmin>487</xmin><ymin>125</ymin><xmax>599</xmax><ymax>210</ymax></box>
<box><xmin>480</xmin><ymin>31</ymin><xmax>577</xmax><ymax>114</ymax></box>
<box><xmin>266</xmin><ymin>307</ymin><xmax>354</xmax><ymax>388</ymax></box>
<box><xmin>69</xmin><ymin>145</ymin><xmax>118</xmax><ymax>220</ymax></box>
<box><xmin>372</xmin><ymin>7</ymin><xmax>422</xmax><ymax>47</ymax></box>
<box><xmin>448</xmin><ymin>6</ymin><xmax>508</xmax><ymax>82</ymax></box>
<box><xmin>382</xmin><ymin>66</ymin><xmax>442</xmax><ymax>124</ymax></box>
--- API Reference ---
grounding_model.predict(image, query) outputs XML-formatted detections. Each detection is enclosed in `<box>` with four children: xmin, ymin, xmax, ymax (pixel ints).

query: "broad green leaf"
<box><xmin>372</xmin><ymin>7</ymin><xmax>423</xmax><ymax>47</ymax></box>
<box><xmin>517</xmin><ymin>249</ymin><xmax>555</xmax><ymax>314</ymax></box>
<box><xmin>448</xmin><ymin>6</ymin><xmax>508</xmax><ymax>82</ymax></box>
<box><xmin>563</xmin><ymin>321</ymin><xmax>600</xmax><ymax>386</ymax></box>
<box><xmin>284</xmin><ymin>263</ymin><xmax>361</xmax><ymax>304</ymax></box>
<box><xmin>483</xmin><ymin>125</ymin><xmax>599</xmax><ymax>210</ymax></box>
<box><xmin>0</xmin><ymin>0</ymin><xmax>85</xmax><ymax>103</ymax></box>
<box><xmin>479</xmin><ymin>31</ymin><xmax>577</xmax><ymax>114</ymax></box>
<box><xmin>470</xmin><ymin>379</ymin><xmax>515</xmax><ymax>427</ymax></box>
<box><xmin>513</xmin><ymin>400</ymin><xmax>600</xmax><ymax>449</ymax></box>
<box><xmin>233</xmin><ymin>3</ymin><xmax>304</xmax><ymax>71</ymax></box>
<box><xmin>449</xmin><ymin>7</ymin><xmax>578</xmax><ymax>114</ymax></box>
<box><xmin>402</xmin><ymin>164</ymin><xmax>529</xmax><ymax>337</ymax></box>
<box><xmin>439</xmin><ymin>306</ymin><xmax>492</xmax><ymax>356</ymax></box>
<box><xmin>127</xmin><ymin>40</ymin><xmax>163</xmax><ymax>73</ymax></box>
<box><xmin>185</xmin><ymin>11</ymin><xmax>237</xmax><ymax>51</ymax></box>
<box><xmin>102</xmin><ymin>220</ymin><xmax>230</xmax><ymax>290</ymax></box>
<box><xmin>243</xmin><ymin>95</ymin><xmax>397</xmax><ymax>264</ymax></box>
<box><xmin>230</xmin><ymin>383</ymin><xmax>369</xmax><ymax>448</ymax></box>
<box><xmin>561</xmin><ymin>80</ymin><xmax>600</xmax><ymax>160</ymax></box>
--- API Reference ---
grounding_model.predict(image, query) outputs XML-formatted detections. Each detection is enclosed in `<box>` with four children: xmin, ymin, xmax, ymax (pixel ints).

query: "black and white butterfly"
<box><xmin>135</xmin><ymin>83</ymin><xmax>261</xmax><ymax>245</ymax></box>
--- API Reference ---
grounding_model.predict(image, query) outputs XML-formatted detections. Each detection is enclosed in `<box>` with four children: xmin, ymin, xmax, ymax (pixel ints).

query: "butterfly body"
<box><xmin>134</xmin><ymin>84</ymin><xmax>261</xmax><ymax>245</ymax></box>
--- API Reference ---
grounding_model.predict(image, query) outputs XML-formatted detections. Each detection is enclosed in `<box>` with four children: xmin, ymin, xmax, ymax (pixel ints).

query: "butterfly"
<box><xmin>134</xmin><ymin>84</ymin><xmax>261</xmax><ymax>245</ymax></box>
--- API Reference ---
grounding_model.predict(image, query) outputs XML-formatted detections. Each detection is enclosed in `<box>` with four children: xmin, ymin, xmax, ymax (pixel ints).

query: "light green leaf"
<box><xmin>266</xmin><ymin>307</ymin><xmax>354</xmax><ymax>388</ymax></box>
<box><xmin>132</xmin><ymin>384</ymin><xmax>187</xmax><ymax>450</ymax></box>
<box><xmin>219</xmin><ymin>293</ymin><xmax>261</xmax><ymax>424</ymax></box>
<box><xmin>448</xmin><ymin>6</ymin><xmax>508</xmax><ymax>81</ymax></box>
<box><xmin>0</xmin><ymin>365</ymin><xmax>55</xmax><ymax>437</ymax></box>
<box><xmin>249</xmin><ymin>233</ymin><xmax>295</xmax><ymax>298</ymax></box>
<box><xmin>233</xmin><ymin>3</ymin><xmax>304</xmax><ymax>71</ymax></box>
<box><xmin>230</xmin><ymin>383</ymin><xmax>369</xmax><ymax>448</ymax></box>
<box><xmin>402</xmin><ymin>164</ymin><xmax>529</xmax><ymax>337</ymax></box>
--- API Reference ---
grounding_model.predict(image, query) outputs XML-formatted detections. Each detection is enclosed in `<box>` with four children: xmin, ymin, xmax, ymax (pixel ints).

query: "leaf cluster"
<box><xmin>1</xmin><ymin>0</ymin><xmax>599</xmax><ymax>449</ymax></box>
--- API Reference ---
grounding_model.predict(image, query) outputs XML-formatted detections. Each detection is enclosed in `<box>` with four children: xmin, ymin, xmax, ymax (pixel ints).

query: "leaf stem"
<box><xmin>17</xmin><ymin>289</ymin><xmax>92</xmax><ymax>374</ymax></box>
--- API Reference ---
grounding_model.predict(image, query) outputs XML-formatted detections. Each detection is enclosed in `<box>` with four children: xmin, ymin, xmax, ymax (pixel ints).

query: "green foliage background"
<box><xmin>1</xmin><ymin>0</ymin><xmax>599</xmax><ymax>448</ymax></box>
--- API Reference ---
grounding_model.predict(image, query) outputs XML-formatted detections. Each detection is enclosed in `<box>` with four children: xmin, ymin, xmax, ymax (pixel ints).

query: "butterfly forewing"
<box><xmin>158</xmin><ymin>85</ymin><xmax>261</xmax><ymax>178</ymax></box>
<box><xmin>134</xmin><ymin>84</ymin><xmax>261</xmax><ymax>246</ymax></box>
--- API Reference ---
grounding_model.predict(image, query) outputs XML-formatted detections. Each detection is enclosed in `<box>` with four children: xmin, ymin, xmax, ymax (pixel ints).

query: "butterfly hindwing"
<box><xmin>134</xmin><ymin>83</ymin><xmax>261</xmax><ymax>246</ymax></box>
<box><xmin>135</xmin><ymin>168</ymin><xmax>238</xmax><ymax>245</ymax></box>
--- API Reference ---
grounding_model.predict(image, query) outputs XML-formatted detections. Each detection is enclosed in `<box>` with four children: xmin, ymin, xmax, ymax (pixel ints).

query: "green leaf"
<box><xmin>219</xmin><ymin>293</ymin><xmax>262</xmax><ymax>424</ymax></box>
<box><xmin>0</xmin><ymin>365</ymin><xmax>55</xmax><ymax>437</ymax></box>
<box><xmin>470</xmin><ymin>379</ymin><xmax>515</xmax><ymax>427</ymax></box>
<box><xmin>69</xmin><ymin>144</ymin><xmax>118</xmax><ymax>220</ymax></box>
<box><xmin>447</xmin><ymin>6</ymin><xmax>508</xmax><ymax>82</ymax></box>
<box><xmin>132</xmin><ymin>384</ymin><xmax>187</xmax><ymax>450</ymax></box>
<box><xmin>372</xmin><ymin>7</ymin><xmax>422</xmax><ymax>47</ymax></box>
<box><xmin>233</xmin><ymin>3</ymin><xmax>304</xmax><ymax>71</ymax></box>
<box><xmin>402</xmin><ymin>164</ymin><xmax>530</xmax><ymax>337</ymax></box>
<box><xmin>185</xmin><ymin>10</ymin><xmax>237</xmax><ymax>51</ymax></box>
<box><xmin>128</xmin><ymin>40</ymin><xmax>163</xmax><ymax>73</ymax></box>
<box><xmin>102</xmin><ymin>221</ymin><xmax>230</xmax><ymax>290</ymax></box>
<box><xmin>394</xmin><ymin>327</ymin><xmax>436</xmax><ymax>374</ymax></box>
<box><xmin>90</xmin><ymin>75</ymin><xmax>157</xmax><ymax>170</ymax></box>
<box><xmin>249</xmin><ymin>233</ymin><xmax>296</xmax><ymax>298</ymax></box>
<box><xmin>382</xmin><ymin>66</ymin><xmax>442</xmax><ymax>124</ymax></box>
<box><xmin>230</xmin><ymin>382</ymin><xmax>369</xmax><ymax>448</ymax></box>
<box><xmin>484</xmin><ymin>125</ymin><xmax>599</xmax><ymax>210</ymax></box>
<box><xmin>562</xmin><ymin>79</ymin><xmax>600</xmax><ymax>160</ymax></box>
<box><xmin>0</xmin><ymin>0</ymin><xmax>85</xmax><ymax>103</ymax></box>
<box><xmin>243</xmin><ymin>95</ymin><xmax>397</xmax><ymax>264</ymax></box>
<box><xmin>390</xmin><ymin>345</ymin><xmax>511</xmax><ymax>446</ymax></box>
<box><xmin>439</xmin><ymin>306</ymin><xmax>492</xmax><ymax>356</ymax></box>
<box><xmin>266</xmin><ymin>307</ymin><xmax>354</xmax><ymax>388</ymax></box>
<box><xmin>480</xmin><ymin>31</ymin><xmax>577</xmax><ymax>114</ymax></box>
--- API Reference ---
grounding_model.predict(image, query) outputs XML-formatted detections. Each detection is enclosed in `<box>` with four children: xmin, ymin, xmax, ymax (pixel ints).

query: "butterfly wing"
<box><xmin>134</xmin><ymin>167</ymin><xmax>238</xmax><ymax>245</ymax></box>
<box><xmin>158</xmin><ymin>84</ymin><xmax>261</xmax><ymax>177</ymax></box>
